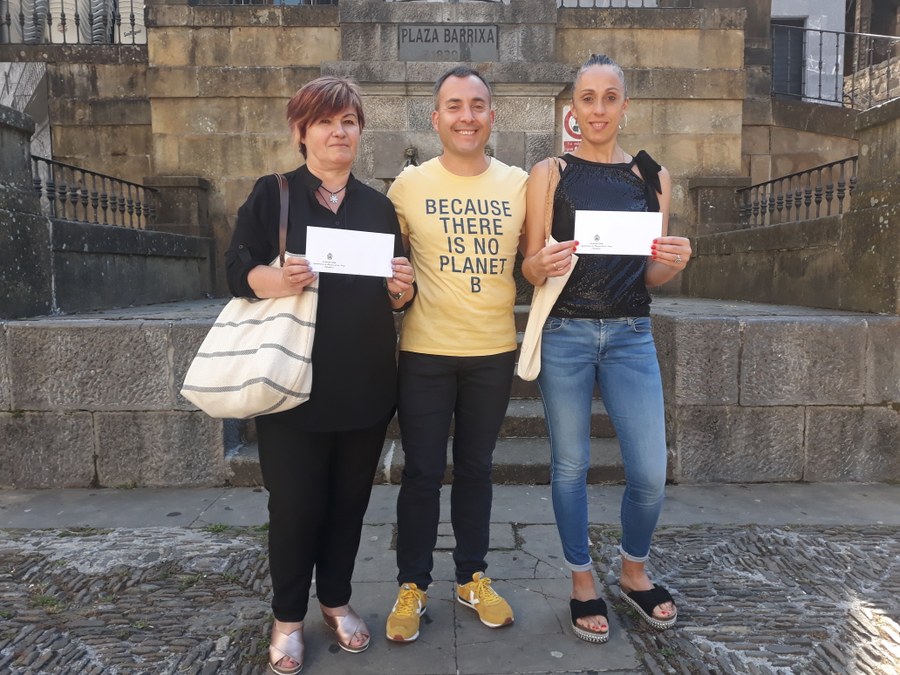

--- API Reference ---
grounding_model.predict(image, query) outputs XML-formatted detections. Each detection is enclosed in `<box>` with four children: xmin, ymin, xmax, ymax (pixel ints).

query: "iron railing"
<box><xmin>0</xmin><ymin>0</ymin><xmax>146</xmax><ymax>44</ymax></box>
<box><xmin>772</xmin><ymin>24</ymin><xmax>900</xmax><ymax>110</ymax></box>
<box><xmin>185</xmin><ymin>0</ymin><xmax>337</xmax><ymax>5</ymax></box>
<box><xmin>31</xmin><ymin>156</ymin><xmax>158</xmax><ymax>229</ymax></box>
<box><xmin>558</xmin><ymin>0</ymin><xmax>691</xmax><ymax>6</ymax></box>
<box><xmin>737</xmin><ymin>156</ymin><xmax>858</xmax><ymax>228</ymax></box>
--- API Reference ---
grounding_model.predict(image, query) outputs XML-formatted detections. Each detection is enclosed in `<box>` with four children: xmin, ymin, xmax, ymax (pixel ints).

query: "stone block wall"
<box><xmin>682</xmin><ymin>96</ymin><xmax>899</xmax><ymax>315</ymax></box>
<box><xmin>743</xmin><ymin>98</ymin><xmax>859</xmax><ymax>187</ymax></box>
<box><xmin>2</xmin><ymin>297</ymin><xmax>896</xmax><ymax>488</ymax></box>
<box><xmin>845</xmin><ymin>54</ymin><xmax>900</xmax><ymax>110</ymax></box>
<box><xmin>0</xmin><ymin>310</ymin><xmax>226</xmax><ymax>488</ymax></box>
<box><xmin>146</xmin><ymin>2</ymin><xmax>340</xmax><ymax>293</ymax></box>
<box><xmin>1</xmin><ymin>106</ymin><xmax>53</xmax><ymax>319</ymax></box>
<box><xmin>652</xmin><ymin>299</ymin><xmax>900</xmax><ymax>483</ymax></box>
<box><xmin>136</xmin><ymin>0</ymin><xmax>749</xmax><ymax>293</ymax></box>
<box><xmin>0</xmin><ymin>45</ymin><xmax>152</xmax><ymax>187</ymax></box>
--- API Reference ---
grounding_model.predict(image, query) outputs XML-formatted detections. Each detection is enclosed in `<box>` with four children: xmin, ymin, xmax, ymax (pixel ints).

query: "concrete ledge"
<box><xmin>557</xmin><ymin>8</ymin><xmax>745</xmax><ymax>30</ymax></box>
<box><xmin>0</xmin><ymin>44</ymin><xmax>146</xmax><ymax>65</ymax></box>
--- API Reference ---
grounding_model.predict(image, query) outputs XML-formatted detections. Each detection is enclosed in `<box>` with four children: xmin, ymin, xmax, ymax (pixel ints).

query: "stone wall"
<box><xmin>845</xmin><ymin>53</ymin><xmax>900</xmax><ymax>110</ymax></box>
<box><xmin>2</xmin><ymin>297</ymin><xmax>896</xmax><ymax>487</ymax></box>
<box><xmin>682</xmin><ymin>97</ymin><xmax>898</xmax><ymax>315</ymax></box>
<box><xmin>0</xmin><ymin>45</ymin><xmax>152</xmax><ymax>187</ymax></box>
<box><xmin>0</xmin><ymin>304</ymin><xmax>226</xmax><ymax>488</ymax></box>
<box><xmin>1</xmin><ymin>104</ymin><xmax>216</xmax><ymax>319</ymax></box>
<box><xmin>652</xmin><ymin>299</ymin><xmax>900</xmax><ymax>483</ymax></box>
<box><xmin>0</xmin><ymin>106</ymin><xmax>53</xmax><ymax>319</ymax></box>
<box><xmin>146</xmin><ymin>1</ymin><xmax>340</xmax><ymax>293</ymax></box>
<box><xmin>138</xmin><ymin>0</ymin><xmax>748</xmax><ymax>293</ymax></box>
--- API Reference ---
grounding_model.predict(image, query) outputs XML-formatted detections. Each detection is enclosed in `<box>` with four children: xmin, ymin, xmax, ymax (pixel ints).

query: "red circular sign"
<box><xmin>563</xmin><ymin>109</ymin><xmax>581</xmax><ymax>139</ymax></box>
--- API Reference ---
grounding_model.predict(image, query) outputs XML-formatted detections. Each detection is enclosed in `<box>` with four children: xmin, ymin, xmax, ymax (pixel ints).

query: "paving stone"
<box><xmin>0</xmin><ymin>516</ymin><xmax>898</xmax><ymax>675</ymax></box>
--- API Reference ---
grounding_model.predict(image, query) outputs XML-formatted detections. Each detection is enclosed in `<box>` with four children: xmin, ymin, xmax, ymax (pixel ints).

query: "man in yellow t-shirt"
<box><xmin>385</xmin><ymin>66</ymin><xmax>528</xmax><ymax>643</ymax></box>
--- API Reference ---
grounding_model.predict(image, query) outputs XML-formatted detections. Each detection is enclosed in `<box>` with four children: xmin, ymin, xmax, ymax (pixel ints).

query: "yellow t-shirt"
<box><xmin>388</xmin><ymin>157</ymin><xmax>528</xmax><ymax>356</ymax></box>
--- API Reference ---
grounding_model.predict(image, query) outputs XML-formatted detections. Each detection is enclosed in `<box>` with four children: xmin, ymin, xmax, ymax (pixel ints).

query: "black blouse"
<box><xmin>550</xmin><ymin>151</ymin><xmax>662</xmax><ymax>319</ymax></box>
<box><xmin>224</xmin><ymin>166</ymin><xmax>404</xmax><ymax>431</ymax></box>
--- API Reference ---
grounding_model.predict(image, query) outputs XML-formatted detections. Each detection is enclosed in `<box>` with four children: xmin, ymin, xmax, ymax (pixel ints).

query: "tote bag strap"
<box><xmin>274</xmin><ymin>173</ymin><xmax>289</xmax><ymax>266</ymax></box>
<box><xmin>544</xmin><ymin>158</ymin><xmax>562</xmax><ymax>242</ymax></box>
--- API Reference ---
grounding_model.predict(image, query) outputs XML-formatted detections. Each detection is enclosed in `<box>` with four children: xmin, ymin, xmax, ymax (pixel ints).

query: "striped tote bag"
<box><xmin>180</xmin><ymin>173</ymin><xmax>318</xmax><ymax>418</ymax></box>
<box><xmin>180</xmin><ymin>269</ymin><xmax>318</xmax><ymax>419</ymax></box>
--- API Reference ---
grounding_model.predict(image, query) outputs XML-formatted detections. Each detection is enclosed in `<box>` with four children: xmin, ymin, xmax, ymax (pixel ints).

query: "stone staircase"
<box><xmin>227</xmin><ymin>307</ymin><xmax>624</xmax><ymax>487</ymax></box>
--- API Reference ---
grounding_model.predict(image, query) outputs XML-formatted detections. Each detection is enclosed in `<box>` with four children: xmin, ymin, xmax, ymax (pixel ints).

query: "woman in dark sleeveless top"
<box><xmin>521</xmin><ymin>54</ymin><xmax>692</xmax><ymax>643</ymax></box>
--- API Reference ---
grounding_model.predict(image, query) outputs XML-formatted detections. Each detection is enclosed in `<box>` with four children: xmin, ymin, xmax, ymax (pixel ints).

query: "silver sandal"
<box><xmin>321</xmin><ymin>605</ymin><xmax>371</xmax><ymax>653</ymax></box>
<box><xmin>269</xmin><ymin>623</ymin><xmax>304</xmax><ymax>675</ymax></box>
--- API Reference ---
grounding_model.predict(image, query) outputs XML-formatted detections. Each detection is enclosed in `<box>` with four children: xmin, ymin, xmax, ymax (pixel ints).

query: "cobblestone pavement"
<box><xmin>1</xmin><ymin>521</ymin><xmax>897</xmax><ymax>674</ymax></box>
<box><xmin>590</xmin><ymin>525</ymin><xmax>900</xmax><ymax>675</ymax></box>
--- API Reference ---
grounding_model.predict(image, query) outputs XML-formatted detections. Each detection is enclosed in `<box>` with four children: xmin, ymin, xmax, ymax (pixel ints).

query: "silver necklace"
<box><xmin>318</xmin><ymin>184</ymin><xmax>347</xmax><ymax>205</ymax></box>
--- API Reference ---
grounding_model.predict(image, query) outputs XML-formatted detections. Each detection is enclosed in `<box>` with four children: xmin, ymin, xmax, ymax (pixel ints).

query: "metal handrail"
<box><xmin>771</xmin><ymin>24</ymin><xmax>900</xmax><ymax>110</ymax></box>
<box><xmin>557</xmin><ymin>0</ymin><xmax>691</xmax><ymax>6</ymax></box>
<box><xmin>31</xmin><ymin>156</ymin><xmax>158</xmax><ymax>229</ymax></box>
<box><xmin>0</xmin><ymin>0</ymin><xmax>146</xmax><ymax>44</ymax></box>
<box><xmin>737</xmin><ymin>156</ymin><xmax>858</xmax><ymax>228</ymax></box>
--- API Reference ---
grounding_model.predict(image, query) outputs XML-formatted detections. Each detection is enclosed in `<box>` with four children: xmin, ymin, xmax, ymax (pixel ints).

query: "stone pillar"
<box><xmin>0</xmin><ymin>105</ymin><xmax>53</xmax><ymax>319</ymax></box>
<box><xmin>838</xmin><ymin>98</ymin><xmax>900</xmax><ymax>315</ymax></box>
<box><xmin>142</xmin><ymin>175</ymin><xmax>211</xmax><ymax>238</ymax></box>
<box><xmin>687</xmin><ymin>176</ymin><xmax>751</xmax><ymax>236</ymax></box>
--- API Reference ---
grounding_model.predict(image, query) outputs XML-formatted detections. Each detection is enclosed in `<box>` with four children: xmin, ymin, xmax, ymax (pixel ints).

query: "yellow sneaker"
<box><xmin>456</xmin><ymin>572</ymin><xmax>514</xmax><ymax>628</ymax></box>
<box><xmin>386</xmin><ymin>583</ymin><xmax>427</xmax><ymax>642</ymax></box>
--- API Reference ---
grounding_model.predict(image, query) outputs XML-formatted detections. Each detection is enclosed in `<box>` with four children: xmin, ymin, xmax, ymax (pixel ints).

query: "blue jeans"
<box><xmin>537</xmin><ymin>316</ymin><xmax>667</xmax><ymax>570</ymax></box>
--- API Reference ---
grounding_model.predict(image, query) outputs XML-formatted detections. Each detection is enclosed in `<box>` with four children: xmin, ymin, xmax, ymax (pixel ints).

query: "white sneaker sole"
<box><xmin>386</xmin><ymin>606</ymin><xmax>426</xmax><ymax>642</ymax></box>
<box><xmin>456</xmin><ymin>595</ymin><xmax>514</xmax><ymax>628</ymax></box>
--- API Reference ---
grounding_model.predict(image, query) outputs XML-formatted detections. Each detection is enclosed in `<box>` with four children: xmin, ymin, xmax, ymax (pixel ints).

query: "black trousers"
<box><xmin>256</xmin><ymin>413</ymin><xmax>389</xmax><ymax>622</ymax></box>
<box><xmin>395</xmin><ymin>350</ymin><xmax>515</xmax><ymax>589</ymax></box>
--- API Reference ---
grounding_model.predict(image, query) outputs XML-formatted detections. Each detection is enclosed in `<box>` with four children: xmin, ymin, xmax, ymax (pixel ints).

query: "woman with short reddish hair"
<box><xmin>225</xmin><ymin>76</ymin><xmax>415</xmax><ymax>674</ymax></box>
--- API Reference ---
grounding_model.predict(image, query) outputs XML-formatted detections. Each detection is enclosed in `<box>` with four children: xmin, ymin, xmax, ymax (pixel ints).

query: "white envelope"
<box><xmin>573</xmin><ymin>210</ymin><xmax>662</xmax><ymax>256</ymax></box>
<box><xmin>305</xmin><ymin>226</ymin><xmax>394</xmax><ymax>277</ymax></box>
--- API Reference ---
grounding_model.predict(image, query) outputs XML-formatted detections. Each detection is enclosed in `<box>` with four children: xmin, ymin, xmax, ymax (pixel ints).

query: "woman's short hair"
<box><xmin>287</xmin><ymin>76</ymin><xmax>365</xmax><ymax>158</ymax></box>
<box><xmin>575</xmin><ymin>54</ymin><xmax>627</xmax><ymax>98</ymax></box>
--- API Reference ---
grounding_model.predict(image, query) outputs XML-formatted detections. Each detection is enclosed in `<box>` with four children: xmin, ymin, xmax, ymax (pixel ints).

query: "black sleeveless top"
<box><xmin>550</xmin><ymin>151</ymin><xmax>663</xmax><ymax>318</ymax></box>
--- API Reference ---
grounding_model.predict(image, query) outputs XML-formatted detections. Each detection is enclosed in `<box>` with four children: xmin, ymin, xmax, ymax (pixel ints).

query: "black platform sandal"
<box><xmin>569</xmin><ymin>598</ymin><xmax>609</xmax><ymax>643</ymax></box>
<box><xmin>619</xmin><ymin>584</ymin><xmax>677</xmax><ymax>630</ymax></box>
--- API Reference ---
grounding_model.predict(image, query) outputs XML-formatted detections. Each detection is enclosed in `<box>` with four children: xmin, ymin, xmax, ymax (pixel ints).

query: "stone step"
<box><xmin>382</xmin><ymin>398</ymin><xmax>613</xmax><ymax>440</ymax></box>
<box><xmin>228</xmin><ymin>436</ymin><xmax>625</xmax><ymax>488</ymax></box>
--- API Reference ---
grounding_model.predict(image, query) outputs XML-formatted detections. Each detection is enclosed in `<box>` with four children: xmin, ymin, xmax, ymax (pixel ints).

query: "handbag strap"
<box><xmin>544</xmin><ymin>158</ymin><xmax>561</xmax><ymax>241</ymax></box>
<box><xmin>274</xmin><ymin>173</ymin><xmax>289</xmax><ymax>266</ymax></box>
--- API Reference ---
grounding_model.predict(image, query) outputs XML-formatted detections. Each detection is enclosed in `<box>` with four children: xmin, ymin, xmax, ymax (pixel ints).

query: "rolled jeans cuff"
<box><xmin>619</xmin><ymin>544</ymin><xmax>650</xmax><ymax>564</ymax></box>
<box><xmin>565</xmin><ymin>558</ymin><xmax>594</xmax><ymax>573</ymax></box>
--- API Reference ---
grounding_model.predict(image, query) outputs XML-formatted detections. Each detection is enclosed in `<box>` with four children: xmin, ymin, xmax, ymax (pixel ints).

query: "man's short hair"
<box><xmin>432</xmin><ymin>66</ymin><xmax>493</xmax><ymax>110</ymax></box>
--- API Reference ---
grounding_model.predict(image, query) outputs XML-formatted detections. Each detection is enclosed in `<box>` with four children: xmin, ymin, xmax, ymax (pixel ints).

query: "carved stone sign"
<box><xmin>398</xmin><ymin>25</ymin><xmax>500</xmax><ymax>62</ymax></box>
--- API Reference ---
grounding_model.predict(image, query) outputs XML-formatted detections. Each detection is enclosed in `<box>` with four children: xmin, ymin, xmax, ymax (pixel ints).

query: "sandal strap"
<box><xmin>623</xmin><ymin>584</ymin><xmax>674</xmax><ymax>615</ymax></box>
<box><xmin>334</xmin><ymin>612</ymin><xmax>367</xmax><ymax>643</ymax></box>
<box><xmin>270</xmin><ymin>627</ymin><xmax>304</xmax><ymax>665</ymax></box>
<box><xmin>569</xmin><ymin>597</ymin><xmax>608</xmax><ymax>621</ymax></box>
<box><xmin>322</xmin><ymin>606</ymin><xmax>370</xmax><ymax>648</ymax></box>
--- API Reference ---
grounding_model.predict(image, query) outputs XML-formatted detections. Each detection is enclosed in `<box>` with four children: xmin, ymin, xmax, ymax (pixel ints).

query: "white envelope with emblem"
<box><xmin>305</xmin><ymin>226</ymin><xmax>394</xmax><ymax>277</ymax></box>
<box><xmin>573</xmin><ymin>211</ymin><xmax>662</xmax><ymax>256</ymax></box>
